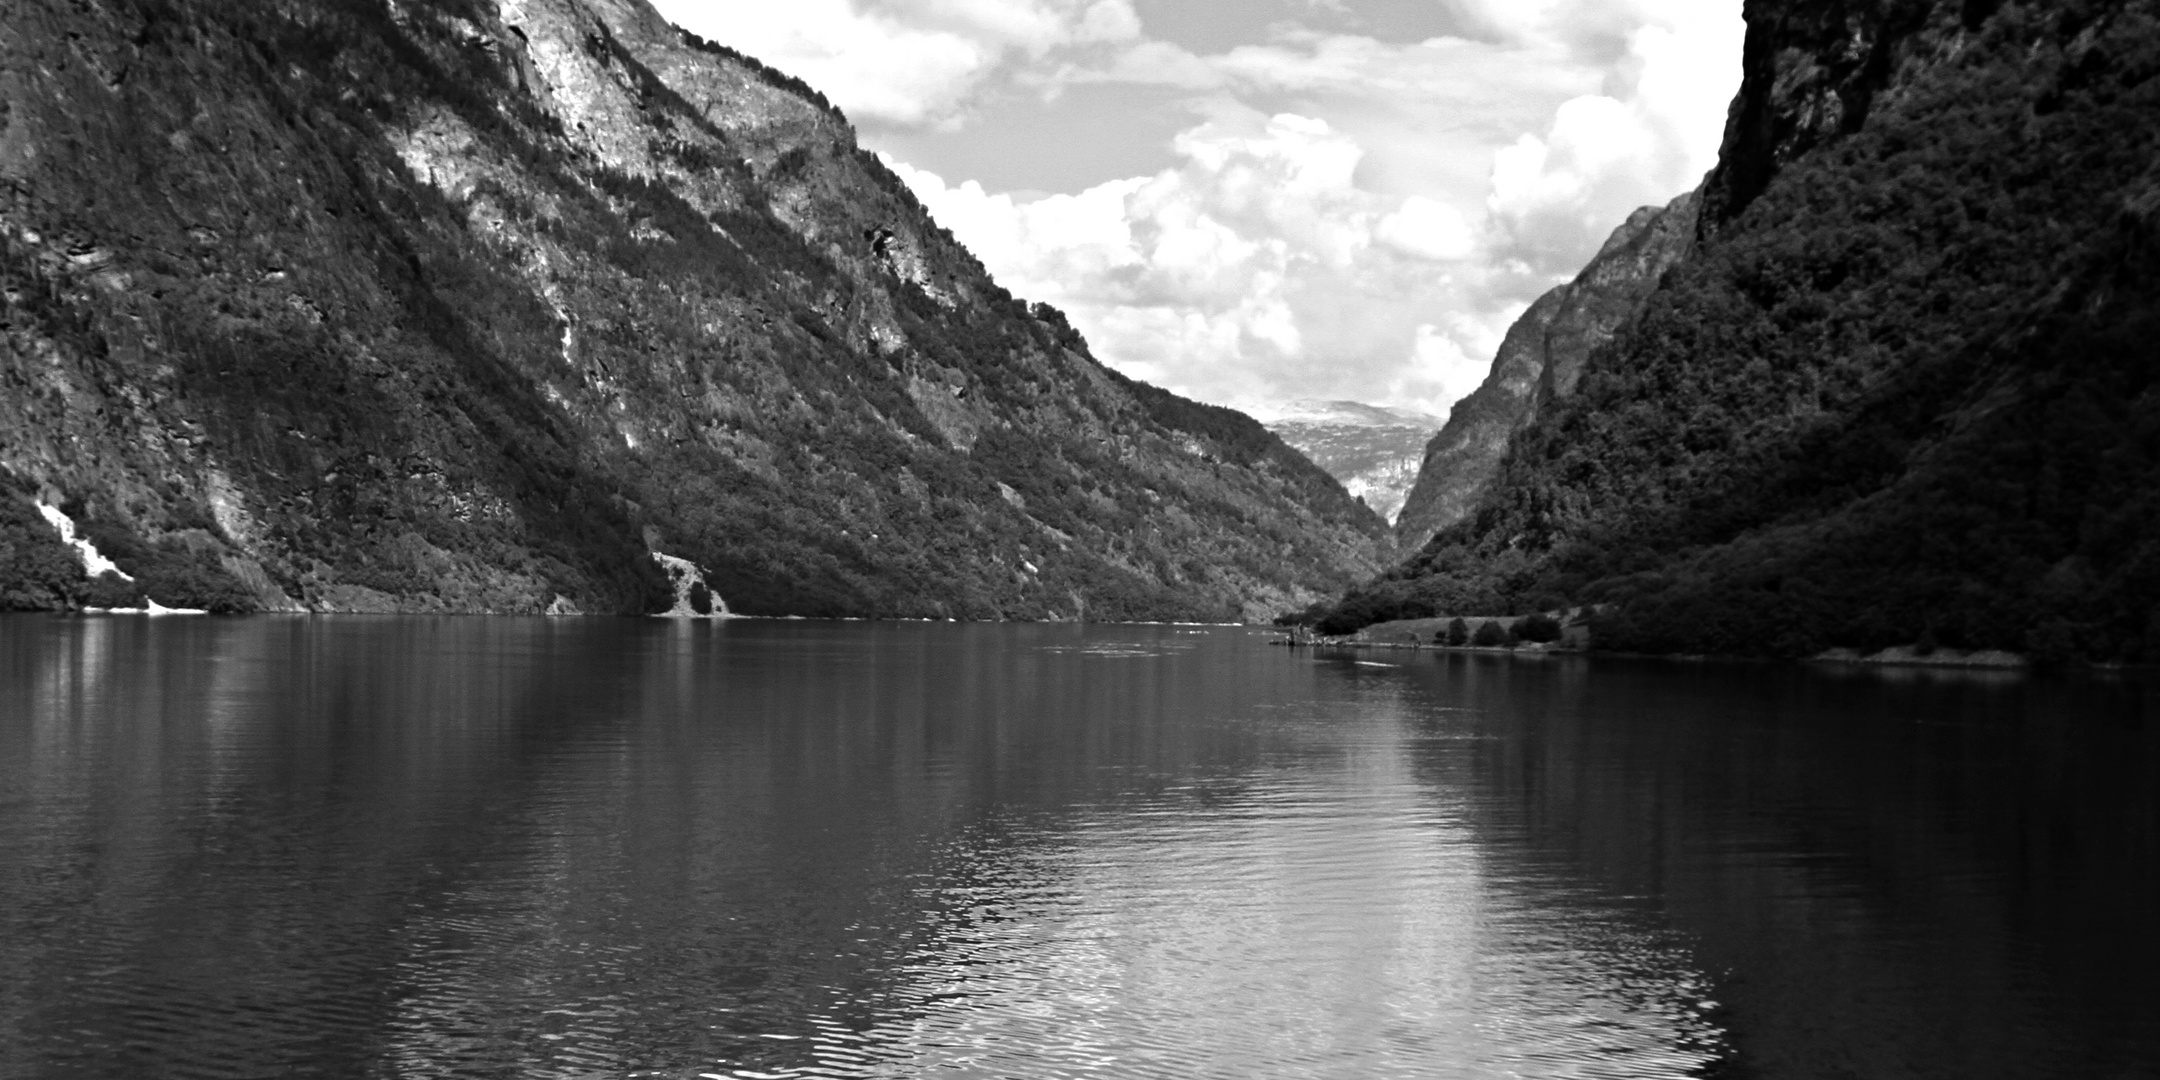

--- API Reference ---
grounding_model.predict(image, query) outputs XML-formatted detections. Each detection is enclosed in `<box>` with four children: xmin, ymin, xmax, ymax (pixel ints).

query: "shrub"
<box><xmin>81</xmin><ymin>573</ymin><xmax>143</xmax><ymax>609</ymax></box>
<box><xmin>1516</xmin><ymin>613</ymin><xmax>1564</xmax><ymax>643</ymax></box>
<box><xmin>0</xmin><ymin>496</ymin><xmax>86</xmax><ymax>610</ymax></box>
<box><xmin>676</xmin><ymin>28</ymin><xmax>846</xmax><ymax>120</ymax></box>
<box><xmin>140</xmin><ymin>556</ymin><xmax>258</xmax><ymax>613</ymax></box>
<box><xmin>1274</xmin><ymin>601</ymin><xmax>1329</xmax><ymax>627</ymax></box>
<box><xmin>2024</xmin><ymin>619</ymin><xmax>2081</xmax><ymax>668</ymax></box>
<box><xmin>77</xmin><ymin>520</ymin><xmax>258</xmax><ymax>613</ymax></box>
<box><xmin>1472</xmin><ymin>619</ymin><xmax>1510</xmax><ymax>647</ymax></box>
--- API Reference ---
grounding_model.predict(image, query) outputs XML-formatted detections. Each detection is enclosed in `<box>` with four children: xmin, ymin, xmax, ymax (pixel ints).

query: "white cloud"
<box><xmin>1075</xmin><ymin>0</ymin><xmax>1142</xmax><ymax>41</ymax></box>
<box><xmin>968</xmin><ymin>13</ymin><xmax>1737</xmax><ymax>410</ymax></box>
<box><xmin>887</xmin><ymin>113</ymin><xmax>1510</xmax><ymax>416</ymax></box>
<box><xmin>657</xmin><ymin>0</ymin><xmax>1742</xmax><ymax>418</ymax></box>
<box><xmin>1405</xmin><ymin>309</ymin><xmax>1517</xmax><ymax>405</ymax></box>
<box><xmin>1055</xmin><ymin>30</ymin><xmax>1588</xmax><ymax>121</ymax></box>
<box><xmin>1408</xmin><ymin>325</ymin><xmax>1491</xmax><ymax>408</ymax></box>
<box><xmin>652</xmin><ymin>0</ymin><xmax>1141</xmax><ymax>124</ymax></box>
<box><xmin>1451</xmin><ymin>0</ymin><xmax>1567</xmax><ymax>42</ymax></box>
<box><xmin>1376</xmin><ymin>196</ymin><xmax>1474</xmax><ymax>261</ymax></box>
<box><xmin>1486</xmin><ymin>2</ymin><xmax>1742</xmax><ymax>272</ymax></box>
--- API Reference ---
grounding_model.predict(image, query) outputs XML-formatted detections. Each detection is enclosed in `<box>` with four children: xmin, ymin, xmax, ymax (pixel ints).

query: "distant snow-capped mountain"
<box><xmin>1258</xmin><ymin>401</ymin><xmax>1442</xmax><ymax>526</ymax></box>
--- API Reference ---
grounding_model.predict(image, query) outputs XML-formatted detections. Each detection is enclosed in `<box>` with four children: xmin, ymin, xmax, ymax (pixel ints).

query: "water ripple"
<box><xmin>7</xmin><ymin>619</ymin><xmax>2148</xmax><ymax>1078</ymax></box>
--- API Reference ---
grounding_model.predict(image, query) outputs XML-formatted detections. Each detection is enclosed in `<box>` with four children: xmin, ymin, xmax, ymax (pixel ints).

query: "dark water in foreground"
<box><xmin>0</xmin><ymin>617</ymin><xmax>2154</xmax><ymax>1079</ymax></box>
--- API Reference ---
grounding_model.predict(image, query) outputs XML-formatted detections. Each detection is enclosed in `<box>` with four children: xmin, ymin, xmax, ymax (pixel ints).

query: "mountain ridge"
<box><xmin>1311</xmin><ymin>0</ymin><xmax>2160</xmax><ymax>664</ymax></box>
<box><xmin>1392</xmin><ymin>189</ymin><xmax>1698</xmax><ymax>549</ymax></box>
<box><xmin>1260</xmin><ymin>399</ymin><xmax>1439</xmax><ymax>527</ymax></box>
<box><xmin>0</xmin><ymin>0</ymin><xmax>1388</xmax><ymax>620</ymax></box>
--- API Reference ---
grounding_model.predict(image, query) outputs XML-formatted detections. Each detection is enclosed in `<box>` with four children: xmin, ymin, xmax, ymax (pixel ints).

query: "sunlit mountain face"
<box><xmin>1259</xmin><ymin>401</ymin><xmax>1442</xmax><ymax>526</ymax></box>
<box><xmin>0</xmin><ymin>0</ymin><xmax>1391</xmax><ymax>622</ymax></box>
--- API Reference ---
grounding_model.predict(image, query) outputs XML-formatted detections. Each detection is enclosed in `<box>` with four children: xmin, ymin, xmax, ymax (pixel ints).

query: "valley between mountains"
<box><xmin>3</xmin><ymin>0</ymin><xmax>2156</xmax><ymax>668</ymax></box>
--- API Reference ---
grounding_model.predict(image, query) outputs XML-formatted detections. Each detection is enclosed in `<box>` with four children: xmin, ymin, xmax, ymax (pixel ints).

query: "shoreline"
<box><xmin>4</xmin><ymin>608</ymin><xmax>2142</xmax><ymax>672</ymax></box>
<box><xmin>1807</xmin><ymin>646</ymin><xmax>2028</xmax><ymax>670</ymax></box>
<box><xmin>1272</xmin><ymin>626</ymin><xmax>2047</xmax><ymax>671</ymax></box>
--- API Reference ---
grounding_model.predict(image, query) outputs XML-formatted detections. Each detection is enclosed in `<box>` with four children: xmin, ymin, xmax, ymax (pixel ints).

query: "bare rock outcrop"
<box><xmin>1394</xmin><ymin>190</ymin><xmax>1698</xmax><ymax>548</ymax></box>
<box><xmin>0</xmin><ymin>0</ymin><xmax>1385</xmax><ymax>618</ymax></box>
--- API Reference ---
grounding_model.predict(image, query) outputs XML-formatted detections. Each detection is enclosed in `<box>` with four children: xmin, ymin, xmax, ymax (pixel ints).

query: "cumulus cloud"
<box><xmin>1409</xmin><ymin>324</ymin><xmax>1495</xmax><ymax>407</ymax></box>
<box><xmin>1376</xmin><ymin>197</ymin><xmax>1475</xmax><ymax>262</ymax></box>
<box><xmin>656</xmin><ymin>0</ymin><xmax>1741</xmax><ymax>419</ymax></box>
<box><xmin>888</xmin><ymin>112</ymin><xmax>1510</xmax><ymax>415</ymax></box>
<box><xmin>1056</xmin><ymin>30</ymin><xmax>1589</xmax><ymax>124</ymax></box>
<box><xmin>1486</xmin><ymin>1</ymin><xmax>1743</xmax><ymax>272</ymax></box>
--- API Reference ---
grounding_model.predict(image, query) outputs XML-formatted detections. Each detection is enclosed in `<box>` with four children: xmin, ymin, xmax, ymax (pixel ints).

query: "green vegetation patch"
<box><xmin>0</xmin><ymin>492</ymin><xmax>85</xmax><ymax>612</ymax></box>
<box><xmin>1307</xmin><ymin>3</ymin><xmax>2160</xmax><ymax>666</ymax></box>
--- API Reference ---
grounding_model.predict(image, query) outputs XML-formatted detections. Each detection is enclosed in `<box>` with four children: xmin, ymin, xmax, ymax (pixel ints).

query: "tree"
<box><xmin>81</xmin><ymin>572</ymin><xmax>142</xmax><ymax>609</ymax></box>
<box><xmin>0</xmin><ymin>497</ymin><xmax>86</xmax><ymax>610</ymax></box>
<box><xmin>1444</xmin><ymin>617</ymin><xmax>1469</xmax><ymax>646</ymax></box>
<box><xmin>1472</xmin><ymin>619</ymin><xmax>1510</xmax><ymax>647</ymax></box>
<box><xmin>1516</xmin><ymin>613</ymin><xmax>1563</xmax><ymax>643</ymax></box>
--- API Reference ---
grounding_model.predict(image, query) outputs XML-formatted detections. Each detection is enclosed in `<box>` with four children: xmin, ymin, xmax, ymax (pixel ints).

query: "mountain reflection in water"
<box><xmin>0</xmin><ymin>617</ymin><xmax>2152</xmax><ymax>1079</ymax></box>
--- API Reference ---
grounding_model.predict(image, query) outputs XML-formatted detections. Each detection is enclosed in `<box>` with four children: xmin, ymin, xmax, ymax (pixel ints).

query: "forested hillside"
<box><xmin>1393</xmin><ymin>191</ymin><xmax>1697</xmax><ymax>549</ymax></box>
<box><xmin>1314</xmin><ymin>0</ymin><xmax>2160</xmax><ymax>664</ymax></box>
<box><xmin>0</xmin><ymin>0</ymin><xmax>1385</xmax><ymax>620</ymax></box>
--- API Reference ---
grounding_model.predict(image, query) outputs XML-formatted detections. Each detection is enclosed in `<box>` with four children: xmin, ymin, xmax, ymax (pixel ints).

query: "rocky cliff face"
<box><xmin>0</xmin><ymin>0</ymin><xmax>1386</xmax><ymax>620</ymax></box>
<box><xmin>1262</xmin><ymin>401</ymin><xmax>1439</xmax><ymax>526</ymax></box>
<box><xmin>1392</xmin><ymin>191</ymin><xmax>1697</xmax><ymax>549</ymax></box>
<box><xmin>1319</xmin><ymin>0</ymin><xmax>2160</xmax><ymax>663</ymax></box>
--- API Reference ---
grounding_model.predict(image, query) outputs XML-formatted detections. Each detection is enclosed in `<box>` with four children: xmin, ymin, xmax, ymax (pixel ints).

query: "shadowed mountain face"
<box><xmin>1261</xmin><ymin>401</ymin><xmax>1439</xmax><ymax>527</ymax></box>
<box><xmin>1392</xmin><ymin>192</ymin><xmax>1698</xmax><ymax>549</ymax></box>
<box><xmin>0</xmin><ymin>0</ymin><xmax>1386</xmax><ymax>620</ymax></box>
<box><xmin>1318</xmin><ymin>0</ymin><xmax>2160</xmax><ymax>663</ymax></box>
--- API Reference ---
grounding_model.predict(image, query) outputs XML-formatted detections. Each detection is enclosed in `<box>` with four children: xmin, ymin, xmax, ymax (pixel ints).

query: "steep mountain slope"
<box><xmin>1262</xmin><ymin>400</ymin><xmax>1439</xmax><ymax>525</ymax></box>
<box><xmin>1393</xmin><ymin>191</ymin><xmax>1697</xmax><ymax>549</ymax></box>
<box><xmin>1319</xmin><ymin>0</ymin><xmax>2160</xmax><ymax>663</ymax></box>
<box><xmin>0</xmin><ymin>0</ymin><xmax>1386</xmax><ymax>620</ymax></box>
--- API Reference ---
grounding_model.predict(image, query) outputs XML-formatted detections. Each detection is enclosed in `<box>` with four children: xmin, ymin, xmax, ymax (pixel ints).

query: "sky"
<box><xmin>647</xmin><ymin>0</ymin><xmax>1744</xmax><ymax>421</ymax></box>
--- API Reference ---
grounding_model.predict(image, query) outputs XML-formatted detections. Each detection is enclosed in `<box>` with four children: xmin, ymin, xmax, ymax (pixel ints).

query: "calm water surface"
<box><xmin>0</xmin><ymin>616</ymin><xmax>2154</xmax><ymax>1079</ymax></box>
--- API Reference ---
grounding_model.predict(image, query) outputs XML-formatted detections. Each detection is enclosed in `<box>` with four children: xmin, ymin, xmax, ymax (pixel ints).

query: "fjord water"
<box><xmin>1</xmin><ymin>618</ymin><xmax>2153</xmax><ymax>1079</ymax></box>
